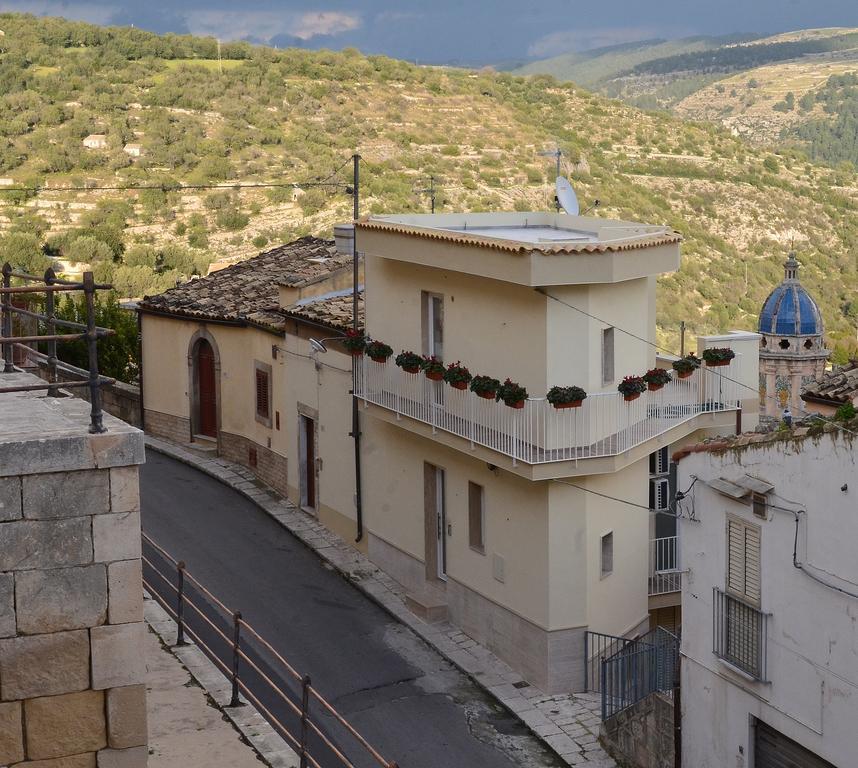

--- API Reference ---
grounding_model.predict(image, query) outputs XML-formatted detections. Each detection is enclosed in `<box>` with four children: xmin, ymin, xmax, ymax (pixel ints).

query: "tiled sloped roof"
<box><xmin>356</xmin><ymin>218</ymin><xmax>682</xmax><ymax>254</ymax></box>
<box><xmin>281</xmin><ymin>288</ymin><xmax>364</xmax><ymax>332</ymax></box>
<box><xmin>802</xmin><ymin>361</ymin><xmax>858</xmax><ymax>404</ymax></box>
<box><xmin>138</xmin><ymin>237</ymin><xmax>346</xmax><ymax>331</ymax></box>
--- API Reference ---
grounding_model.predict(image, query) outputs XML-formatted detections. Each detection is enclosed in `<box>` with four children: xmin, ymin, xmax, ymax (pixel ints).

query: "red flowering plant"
<box><xmin>342</xmin><ymin>329</ymin><xmax>366</xmax><ymax>355</ymax></box>
<box><xmin>443</xmin><ymin>361</ymin><xmax>472</xmax><ymax>390</ymax></box>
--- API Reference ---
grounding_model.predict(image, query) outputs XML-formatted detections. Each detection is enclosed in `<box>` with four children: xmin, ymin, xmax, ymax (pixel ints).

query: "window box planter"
<box><xmin>618</xmin><ymin>375</ymin><xmax>646</xmax><ymax>402</ymax></box>
<box><xmin>702</xmin><ymin>347</ymin><xmax>735</xmax><ymax>367</ymax></box>
<box><xmin>365</xmin><ymin>340</ymin><xmax>393</xmax><ymax>363</ymax></box>
<box><xmin>672</xmin><ymin>354</ymin><xmax>701</xmax><ymax>379</ymax></box>
<box><xmin>643</xmin><ymin>368</ymin><xmax>672</xmax><ymax>392</ymax></box>
<box><xmin>343</xmin><ymin>329</ymin><xmax>366</xmax><ymax>357</ymax></box>
<box><xmin>497</xmin><ymin>378</ymin><xmax>528</xmax><ymax>409</ymax></box>
<box><xmin>421</xmin><ymin>355</ymin><xmax>445</xmax><ymax>381</ymax></box>
<box><xmin>547</xmin><ymin>385</ymin><xmax>587</xmax><ymax>409</ymax></box>
<box><xmin>470</xmin><ymin>375</ymin><xmax>500</xmax><ymax>400</ymax></box>
<box><xmin>395</xmin><ymin>350</ymin><xmax>423</xmax><ymax>374</ymax></box>
<box><xmin>443</xmin><ymin>362</ymin><xmax>472</xmax><ymax>390</ymax></box>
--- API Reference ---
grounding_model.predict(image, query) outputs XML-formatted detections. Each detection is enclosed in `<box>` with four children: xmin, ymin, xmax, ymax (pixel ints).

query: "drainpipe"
<box><xmin>351</xmin><ymin>153</ymin><xmax>364</xmax><ymax>543</ymax></box>
<box><xmin>137</xmin><ymin>310</ymin><xmax>145</xmax><ymax>432</ymax></box>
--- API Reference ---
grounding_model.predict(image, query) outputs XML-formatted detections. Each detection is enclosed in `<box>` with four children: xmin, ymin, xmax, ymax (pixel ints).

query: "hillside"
<box><xmin>1</xmin><ymin>13</ymin><xmax>858</xmax><ymax>362</ymax></box>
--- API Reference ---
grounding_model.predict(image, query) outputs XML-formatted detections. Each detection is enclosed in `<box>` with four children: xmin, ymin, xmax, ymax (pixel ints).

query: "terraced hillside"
<box><xmin>1</xmin><ymin>13</ymin><xmax>857</xmax><ymax>360</ymax></box>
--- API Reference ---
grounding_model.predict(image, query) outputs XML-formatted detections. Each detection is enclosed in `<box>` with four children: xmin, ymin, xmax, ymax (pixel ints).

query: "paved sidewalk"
<box><xmin>145</xmin><ymin>435</ymin><xmax>616</xmax><ymax>768</ymax></box>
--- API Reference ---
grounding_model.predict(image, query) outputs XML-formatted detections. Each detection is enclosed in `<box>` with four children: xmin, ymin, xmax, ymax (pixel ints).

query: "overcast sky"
<box><xmin>3</xmin><ymin>0</ymin><xmax>858</xmax><ymax>63</ymax></box>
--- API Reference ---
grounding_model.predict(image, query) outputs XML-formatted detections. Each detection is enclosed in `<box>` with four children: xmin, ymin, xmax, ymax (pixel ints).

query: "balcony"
<box><xmin>713</xmin><ymin>587</ymin><xmax>769</xmax><ymax>681</ymax></box>
<box><xmin>649</xmin><ymin>536</ymin><xmax>681</xmax><ymax>597</ymax></box>
<box><xmin>354</xmin><ymin>357</ymin><xmax>743</xmax><ymax>468</ymax></box>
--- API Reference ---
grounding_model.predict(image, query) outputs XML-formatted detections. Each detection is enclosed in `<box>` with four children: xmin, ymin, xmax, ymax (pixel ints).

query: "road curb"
<box><xmin>143</xmin><ymin>436</ymin><xmax>612</xmax><ymax>767</ymax></box>
<box><xmin>144</xmin><ymin>590</ymin><xmax>300</xmax><ymax>768</ymax></box>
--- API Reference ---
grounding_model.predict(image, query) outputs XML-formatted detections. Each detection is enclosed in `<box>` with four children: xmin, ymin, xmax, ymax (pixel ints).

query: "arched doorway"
<box><xmin>194</xmin><ymin>339</ymin><xmax>217</xmax><ymax>438</ymax></box>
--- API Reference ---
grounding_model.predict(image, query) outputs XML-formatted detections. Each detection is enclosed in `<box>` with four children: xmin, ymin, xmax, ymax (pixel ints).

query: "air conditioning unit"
<box><xmin>650</xmin><ymin>446</ymin><xmax>669</xmax><ymax>476</ymax></box>
<box><xmin>649</xmin><ymin>477</ymin><xmax>670</xmax><ymax>512</ymax></box>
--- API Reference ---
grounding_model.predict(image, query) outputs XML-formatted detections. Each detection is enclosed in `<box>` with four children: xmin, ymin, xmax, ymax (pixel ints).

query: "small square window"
<box><xmin>601</xmin><ymin>531</ymin><xmax>614</xmax><ymax>577</ymax></box>
<box><xmin>751</xmin><ymin>492</ymin><xmax>767</xmax><ymax>520</ymax></box>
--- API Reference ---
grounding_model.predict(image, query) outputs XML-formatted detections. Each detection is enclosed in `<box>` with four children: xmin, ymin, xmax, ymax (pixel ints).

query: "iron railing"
<box><xmin>713</xmin><ymin>587</ymin><xmax>769</xmax><ymax>681</ymax></box>
<box><xmin>649</xmin><ymin>536</ymin><xmax>681</xmax><ymax>596</ymax></box>
<box><xmin>142</xmin><ymin>533</ymin><xmax>398</xmax><ymax>768</ymax></box>
<box><xmin>600</xmin><ymin>627</ymin><xmax>679</xmax><ymax>720</ymax></box>
<box><xmin>0</xmin><ymin>263</ymin><xmax>114</xmax><ymax>433</ymax></box>
<box><xmin>354</xmin><ymin>356</ymin><xmax>744</xmax><ymax>465</ymax></box>
<box><xmin>584</xmin><ymin>630</ymin><xmax>639</xmax><ymax>693</ymax></box>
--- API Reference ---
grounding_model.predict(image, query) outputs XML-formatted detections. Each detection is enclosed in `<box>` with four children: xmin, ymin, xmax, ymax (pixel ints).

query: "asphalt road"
<box><xmin>141</xmin><ymin>451</ymin><xmax>563</xmax><ymax>768</ymax></box>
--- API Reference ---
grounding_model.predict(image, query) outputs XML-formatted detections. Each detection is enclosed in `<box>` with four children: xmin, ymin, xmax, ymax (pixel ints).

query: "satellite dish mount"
<box><xmin>555</xmin><ymin>176</ymin><xmax>580</xmax><ymax>216</ymax></box>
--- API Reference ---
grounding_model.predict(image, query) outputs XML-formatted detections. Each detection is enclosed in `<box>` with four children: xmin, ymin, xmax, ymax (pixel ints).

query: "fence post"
<box><xmin>583</xmin><ymin>631</ymin><xmax>589</xmax><ymax>692</ymax></box>
<box><xmin>1</xmin><ymin>262</ymin><xmax>13</xmax><ymax>373</ymax></box>
<box><xmin>230</xmin><ymin>612</ymin><xmax>243</xmax><ymax>707</ymax></box>
<box><xmin>300</xmin><ymin>674</ymin><xmax>311</xmax><ymax>768</ymax></box>
<box><xmin>44</xmin><ymin>268</ymin><xmax>59</xmax><ymax>397</ymax></box>
<box><xmin>175</xmin><ymin>561</ymin><xmax>187</xmax><ymax>647</ymax></box>
<box><xmin>600</xmin><ymin>657</ymin><xmax>607</xmax><ymax>721</ymax></box>
<box><xmin>82</xmin><ymin>272</ymin><xmax>106</xmax><ymax>434</ymax></box>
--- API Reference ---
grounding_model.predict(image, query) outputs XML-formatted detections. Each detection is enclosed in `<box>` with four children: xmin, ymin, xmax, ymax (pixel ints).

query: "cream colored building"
<box><xmin>83</xmin><ymin>134</ymin><xmax>108</xmax><ymax>150</ymax></box>
<box><xmin>139</xmin><ymin>237</ymin><xmax>364</xmax><ymax>545</ymax></box>
<box><xmin>140</xmin><ymin>212</ymin><xmax>760</xmax><ymax>693</ymax></box>
<box><xmin>353</xmin><ymin>212</ymin><xmax>760</xmax><ymax>691</ymax></box>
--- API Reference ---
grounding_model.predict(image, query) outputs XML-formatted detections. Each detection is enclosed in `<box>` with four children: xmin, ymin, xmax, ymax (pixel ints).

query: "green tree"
<box><xmin>67</xmin><ymin>235</ymin><xmax>115</xmax><ymax>265</ymax></box>
<box><xmin>0</xmin><ymin>233</ymin><xmax>51</xmax><ymax>274</ymax></box>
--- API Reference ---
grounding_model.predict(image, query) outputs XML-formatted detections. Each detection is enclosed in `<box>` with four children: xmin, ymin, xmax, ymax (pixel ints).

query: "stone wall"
<box><xmin>600</xmin><ymin>692</ymin><xmax>675</xmax><ymax>768</ymax></box>
<box><xmin>26</xmin><ymin>351</ymin><xmax>142</xmax><ymax>427</ymax></box>
<box><xmin>143</xmin><ymin>409</ymin><xmax>191</xmax><ymax>446</ymax></box>
<box><xmin>0</xmin><ymin>374</ymin><xmax>147</xmax><ymax>767</ymax></box>
<box><xmin>219</xmin><ymin>431</ymin><xmax>288</xmax><ymax>497</ymax></box>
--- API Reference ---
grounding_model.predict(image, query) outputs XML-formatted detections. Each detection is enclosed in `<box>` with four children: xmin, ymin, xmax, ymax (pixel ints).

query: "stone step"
<box><xmin>183</xmin><ymin>437</ymin><xmax>218</xmax><ymax>459</ymax></box>
<box><xmin>404</xmin><ymin>590</ymin><xmax>448</xmax><ymax>624</ymax></box>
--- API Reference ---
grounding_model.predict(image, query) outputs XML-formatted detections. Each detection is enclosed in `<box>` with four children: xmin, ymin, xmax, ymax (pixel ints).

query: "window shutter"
<box><xmin>744</xmin><ymin>525</ymin><xmax>761</xmax><ymax>603</ymax></box>
<box><xmin>727</xmin><ymin>518</ymin><xmax>746</xmax><ymax>596</ymax></box>
<box><xmin>255</xmin><ymin>369</ymin><xmax>269</xmax><ymax>419</ymax></box>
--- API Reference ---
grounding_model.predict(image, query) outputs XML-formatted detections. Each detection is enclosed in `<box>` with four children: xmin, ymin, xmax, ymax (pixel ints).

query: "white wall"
<box><xmin>678</xmin><ymin>430</ymin><xmax>858</xmax><ymax>768</ymax></box>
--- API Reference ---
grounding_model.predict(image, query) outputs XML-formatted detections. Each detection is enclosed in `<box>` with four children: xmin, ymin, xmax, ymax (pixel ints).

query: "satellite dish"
<box><xmin>555</xmin><ymin>176</ymin><xmax>579</xmax><ymax>216</ymax></box>
<box><xmin>309</xmin><ymin>338</ymin><xmax>328</xmax><ymax>354</ymax></box>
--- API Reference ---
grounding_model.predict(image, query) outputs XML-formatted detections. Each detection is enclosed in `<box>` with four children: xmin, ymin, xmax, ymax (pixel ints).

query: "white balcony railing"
<box><xmin>353</xmin><ymin>357</ymin><xmax>742</xmax><ymax>466</ymax></box>
<box><xmin>649</xmin><ymin>536</ymin><xmax>681</xmax><ymax>596</ymax></box>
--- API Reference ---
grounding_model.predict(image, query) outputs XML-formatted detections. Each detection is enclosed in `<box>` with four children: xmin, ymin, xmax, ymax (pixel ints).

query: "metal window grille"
<box><xmin>713</xmin><ymin>587</ymin><xmax>769</xmax><ymax>681</ymax></box>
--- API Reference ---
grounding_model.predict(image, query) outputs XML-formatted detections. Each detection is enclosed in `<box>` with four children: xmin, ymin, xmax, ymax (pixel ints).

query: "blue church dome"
<box><xmin>758</xmin><ymin>257</ymin><xmax>823</xmax><ymax>336</ymax></box>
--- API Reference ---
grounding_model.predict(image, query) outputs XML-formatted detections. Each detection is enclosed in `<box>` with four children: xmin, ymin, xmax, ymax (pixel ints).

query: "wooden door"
<box><xmin>300</xmin><ymin>415</ymin><xmax>316</xmax><ymax>510</ymax></box>
<box><xmin>196</xmin><ymin>340</ymin><xmax>217</xmax><ymax>438</ymax></box>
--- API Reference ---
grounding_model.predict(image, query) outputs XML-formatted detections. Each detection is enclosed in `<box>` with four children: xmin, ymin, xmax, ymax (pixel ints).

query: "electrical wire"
<box><xmin>0</xmin><ymin>179</ymin><xmax>350</xmax><ymax>194</ymax></box>
<box><xmin>552</xmin><ymin>477</ymin><xmax>695</xmax><ymax>519</ymax></box>
<box><xmin>537</xmin><ymin>288</ymin><xmax>858</xmax><ymax>441</ymax></box>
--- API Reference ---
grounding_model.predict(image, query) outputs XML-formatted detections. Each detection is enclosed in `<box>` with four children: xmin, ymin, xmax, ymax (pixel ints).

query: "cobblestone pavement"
<box><xmin>145</xmin><ymin>436</ymin><xmax>617</xmax><ymax>768</ymax></box>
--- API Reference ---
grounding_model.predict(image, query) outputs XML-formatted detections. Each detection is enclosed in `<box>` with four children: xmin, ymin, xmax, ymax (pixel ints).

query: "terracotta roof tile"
<box><xmin>138</xmin><ymin>237</ymin><xmax>349</xmax><ymax>331</ymax></box>
<box><xmin>802</xmin><ymin>361</ymin><xmax>858</xmax><ymax>405</ymax></box>
<box><xmin>282</xmin><ymin>289</ymin><xmax>364</xmax><ymax>333</ymax></box>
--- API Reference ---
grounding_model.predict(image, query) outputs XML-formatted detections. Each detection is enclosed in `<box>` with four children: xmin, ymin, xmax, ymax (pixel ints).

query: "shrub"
<box><xmin>835</xmin><ymin>402</ymin><xmax>856</xmax><ymax>422</ymax></box>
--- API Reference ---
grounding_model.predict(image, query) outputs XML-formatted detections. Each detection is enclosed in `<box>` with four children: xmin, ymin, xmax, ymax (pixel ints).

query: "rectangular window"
<box><xmin>601</xmin><ymin>531</ymin><xmax>614</xmax><ymax>577</ymax></box>
<box><xmin>468</xmin><ymin>482</ymin><xmax>485</xmax><ymax>554</ymax></box>
<box><xmin>602</xmin><ymin>327</ymin><xmax>615</xmax><ymax>385</ymax></box>
<box><xmin>752</xmin><ymin>492</ymin><xmax>768</xmax><ymax>520</ymax></box>
<box><xmin>254</xmin><ymin>362</ymin><xmax>272</xmax><ymax>426</ymax></box>
<box><xmin>727</xmin><ymin>516</ymin><xmax>761</xmax><ymax>604</ymax></box>
<box><xmin>422</xmin><ymin>292</ymin><xmax>444</xmax><ymax>359</ymax></box>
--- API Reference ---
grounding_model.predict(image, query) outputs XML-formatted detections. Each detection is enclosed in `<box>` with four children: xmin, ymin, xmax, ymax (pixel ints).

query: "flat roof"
<box><xmin>359</xmin><ymin>211</ymin><xmax>677</xmax><ymax>254</ymax></box>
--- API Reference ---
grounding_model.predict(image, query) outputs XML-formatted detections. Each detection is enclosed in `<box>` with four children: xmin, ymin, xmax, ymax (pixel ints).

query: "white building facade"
<box><xmin>676</xmin><ymin>427</ymin><xmax>856</xmax><ymax>768</ymax></box>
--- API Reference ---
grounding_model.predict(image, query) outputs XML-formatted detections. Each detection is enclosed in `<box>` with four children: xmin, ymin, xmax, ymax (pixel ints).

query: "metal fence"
<box><xmin>585</xmin><ymin>627</ymin><xmax>680</xmax><ymax>721</ymax></box>
<box><xmin>649</xmin><ymin>536</ymin><xmax>682</xmax><ymax>596</ymax></box>
<box><xmin>713</xmin><ymin>587</ymin><xmax>768</xmax><ymax>682</ymax></box>
<box><xmin>142</xmin><ymin>533</ymin><xmax>398</xmax><ymax>768</ymax></box>
<box><xmin>354</xmin><ymin>356</ymin><xmax>743</xmax><ymax>465</ymax></box>
<box><xmin>0</xmin><ymin>263</ymin><xmax>114</xmax><ymax>433</ymax></box>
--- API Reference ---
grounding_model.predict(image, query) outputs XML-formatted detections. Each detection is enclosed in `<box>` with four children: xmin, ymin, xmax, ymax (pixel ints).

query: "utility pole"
<box><xmin>415</xmin><ymin>176</ymin><xmax>437</xmax><ymax>213</ymax></box>
<box><xmin>352</xmin><ymin>153</ymin><xmax>360</xmax><ymax>332</ymax></box>
<box><xmin>217</xmin><ymin>39</ymin><xmax>223</xmax><ymax>75</ymax></box>
<box><xmin>680</xmin><ymin>321</ymin><xmax>686</xmax><ymax>357</ymax></box>
<box><xmin>350</xmin><ymin>153</ymin><xmax>364</xmax><ymax>544</ymax></box>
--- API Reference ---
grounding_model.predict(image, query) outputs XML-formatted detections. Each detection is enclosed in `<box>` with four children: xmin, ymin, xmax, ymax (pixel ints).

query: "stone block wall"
<box><xmin>220</xmin><ymin>431</ymin><xmax>288</xmax><ymax>497</ymax></box>
<box><xmin>600</xmin><ymin>692</ymin><xmax>675</xmax><ymax>768</ymax></box>
<box><xmin>143</xmin><ymin>409</ymin><xmax>191</xmax><ymax>446</ymax></box>
<box><xmin>0</xmin><ymin>384</ymin><xmax>148</xmax><ymax>768</ymax></box>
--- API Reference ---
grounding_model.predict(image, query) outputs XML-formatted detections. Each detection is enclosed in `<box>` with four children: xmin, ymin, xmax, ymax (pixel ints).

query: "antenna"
<box><xmin>413</xmin><ymin>176</ymin><xmax>439</xmax><ymax>213</ymax></box>
<box><xmin>555</xmin><ymin>176</ymin><xmax>580</xmax><ymax>216</ymax></box>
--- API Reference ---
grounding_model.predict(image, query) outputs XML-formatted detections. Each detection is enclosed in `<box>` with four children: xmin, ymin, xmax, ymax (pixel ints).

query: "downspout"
<box><xmin>350</xmin><ymin>153</ymin><xmax>364</xmax><ymax>543</ymax></box>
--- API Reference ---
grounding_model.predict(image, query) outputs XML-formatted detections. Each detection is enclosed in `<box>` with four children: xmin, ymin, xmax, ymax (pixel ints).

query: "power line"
<box><xmin>537</xmin><ymin>287</ymin><xmax>858</xmax><ymax>441</ymax></box>
<box><xmin>0</xmin><ymin>179</ymin><xmax>350</xmax><ymax>194</ymax></box>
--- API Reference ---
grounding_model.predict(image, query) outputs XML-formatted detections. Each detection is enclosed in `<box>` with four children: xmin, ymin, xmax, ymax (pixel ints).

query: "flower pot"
<box><xmin>370</xmin><ymin>355</ymin><xmax>388</xmax><ymax>363</ymax></box>
<box><xmin>476</xmin><ymin>390</ymin><xmax>495</xmax><ymax>400</ymax></box>
<box><xmin>647</xmin><ymin>382</ymin><xmax>664</xmax><ymax>392</ymax></box>
<box><xmin>553</xmin><ymin>400</ymin><xmax>583</xmax><ymax>409</ymax></box>
<box><xmin>426</xmin><ymin>371</ymin><xmax>444</xmax><ymax>381</ymax></box>
<box><xmin>676</xmin><ymin>370</ymin><xmax>693</xmax><ymax>379</ymax></box>
<box><xmin>449</xmin><ymin>381</ymin><xmax>468</xmax><ymax>390</ymax></box>
<box><xmin>505</xmin><ymin>400</ymin><xmax>525</xmax><ymax>409</ymax></box>
<box><xmin>350</xmin><ymin>350</ymin><xmax>363</xmax><ymax>357</ymax></box>
<box><xmin>706</xmin><ymin>359</ymin><xmax>730</xmax><ymax>367</ymax></box>
<box><xmin>401</xmin><ymin>365</ymin><xmax>419</xmax><ymax>374</ymax></box>
<box><xmin>623</xmin><ymin>392</ymin><xmax>641</xmax><ymax>402</ymax></box>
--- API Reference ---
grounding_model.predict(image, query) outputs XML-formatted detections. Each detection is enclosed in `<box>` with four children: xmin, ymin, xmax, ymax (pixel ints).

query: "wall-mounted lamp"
<box><xmin>309</xmin><ymin>337</ymin><xmax>344</xmax><ymax>354</ymax></box>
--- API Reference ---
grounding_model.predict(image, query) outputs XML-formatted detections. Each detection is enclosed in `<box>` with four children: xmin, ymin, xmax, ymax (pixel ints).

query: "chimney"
<box><xmin>334</xmin><ymin>223</ymin><xmax>355</xmax><ymax>257</ymax></box>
